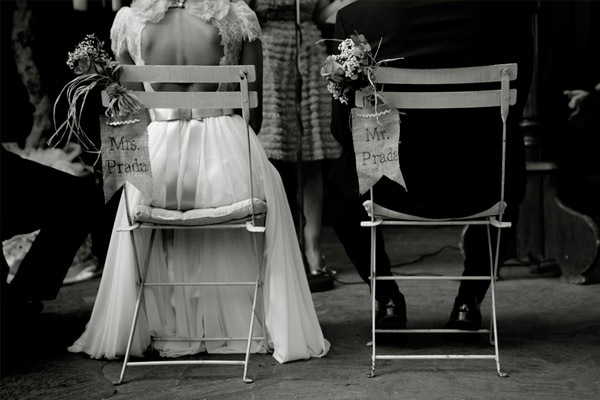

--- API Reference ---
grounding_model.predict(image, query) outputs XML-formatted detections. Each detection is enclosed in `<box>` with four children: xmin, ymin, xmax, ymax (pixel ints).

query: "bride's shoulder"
<box><xmin>229</xmin><ymin>1</ymin><xmax>261</xmax><ymax>41</ymax></box>
<box><xmin>110</xmin><ymin>7</ymin><xmax>134</xmax><ymax>56</ymax></box>
<box><xmin>188</xmin><ymin>1</ymin><xmax>261</xmax><ymax>41</ymax></box>
<box><xmin>110</xmin><ymin>6</ymin><xmax>147</xmax><ymax>57</ymax></box>
<box><xmin>112</xmin><ymin>5</ymin><xmax>133</xmax><ymax>26</ymax></box>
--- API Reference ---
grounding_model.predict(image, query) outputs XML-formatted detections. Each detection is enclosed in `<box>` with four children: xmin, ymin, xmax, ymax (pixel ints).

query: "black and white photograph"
<box><xmin>1</xmin><ymin>0</ymin><xmax>599</xmax><ymax>399</ymax></box>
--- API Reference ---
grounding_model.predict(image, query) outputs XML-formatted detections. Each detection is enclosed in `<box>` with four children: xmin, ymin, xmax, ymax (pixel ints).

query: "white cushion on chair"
<box><xmin>134</xmin><ymin>198</ymin><xmax>267</xmax><ymax>226</ymax></box>
<box><xmin>363</xmin><ymin>200</ymin><xmax>506</xmax><ymax>221</ymax></box>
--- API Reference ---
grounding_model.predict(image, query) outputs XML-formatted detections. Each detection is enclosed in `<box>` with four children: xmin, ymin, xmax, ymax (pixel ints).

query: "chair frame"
<box><xmin>357</xmin><ymin>64</ymin><xmax>518</xmax><ymax>378</ymax></box>
<box><xmin>101</xmin><ymin>65</ymin><xmax>265</xmax><ymax>384</ymax></box>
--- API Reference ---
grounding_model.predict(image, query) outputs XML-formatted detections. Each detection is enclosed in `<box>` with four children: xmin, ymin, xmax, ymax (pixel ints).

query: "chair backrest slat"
<box><xmin>101</xmin><ymin>65</ymin><xmax>258</xmax><ymax>112</ymax></box>
<box><xmin>365</xmin><ymin>89</ymin><xmax>517</xmax><ymax>109</ymax></box>
<box><xmin>357</xmin><ymin>63</ymin><xmax>517</xmax><ymax>110</ymax></box>
<box><xmin>117</xmin><ymin>65</ymin><xmax>256</xmax><ymax>83</ymax></box>
<box><xmin>373</xmin><ymin>63</ymin><xmax>517</xmax><ymax>85</ymax></box>
<box><xmin>130</xmin><ymin>91</ymin><xmax>259</xmax><ymax>110</ymax></box>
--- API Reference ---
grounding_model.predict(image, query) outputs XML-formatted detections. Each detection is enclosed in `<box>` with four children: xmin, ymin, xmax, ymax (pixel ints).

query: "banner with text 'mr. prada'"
<box><xmin>351</xmin><ymin>104</ymin><xmax>406</xmax><ymax>195</ymax></box>
<box><xmin>99</xmin><ymin>113</ymin><xmax>153</xmax><ymax>203</ymax></box>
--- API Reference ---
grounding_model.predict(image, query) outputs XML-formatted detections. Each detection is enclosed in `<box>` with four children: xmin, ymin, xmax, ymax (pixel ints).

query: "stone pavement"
<box><xmin>1</xmin><ymin>226</ymin><xmax>599</xmax><ymax>399</ymax></box>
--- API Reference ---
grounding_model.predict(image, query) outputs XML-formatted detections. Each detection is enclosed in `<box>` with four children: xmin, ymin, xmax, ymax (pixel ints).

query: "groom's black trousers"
<box><xmin>1</xmin><ymin>148</ymin><xmax>102</xmax><ymax>301</ymax></box>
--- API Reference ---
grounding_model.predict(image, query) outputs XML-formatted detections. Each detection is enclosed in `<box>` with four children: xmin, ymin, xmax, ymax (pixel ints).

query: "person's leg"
<box><xmin>325</xmin><ymin>182</ymin><xmax>401</xmax><ymax>303</ymax></box>
<box><xmin>302</xmin><ymin>161</ymin><xmax>324</xmax><ymax>274</ymax></box>
<box><xmin>3</xmin><ymin>152</ymin><xmax>101</xmax><ymax>301</ymax></box>
<box><xmin>1</xmin><ymin>256</ymin><xmax>9</xmax><ymax>290</ymax></box>
<box><xmin>457</xmin><ymin>204</ymin><xmax>520</xmax><ymax>304</ymax></box>
<box><xmin>449</xmin><ymin>123</ymin><xmax>527</xmax><ymax>329</ymax></box>
<box><xmin>1</xmin><ymin>150</ymin><xmax>44</xmax><ymax>240</ymax></box>
<box><xmin>448</xmin><ymin>205</ymin><xmax>520</xmax><ymax>330</ymax></box>
<box><xmin>326</xmin><ymin>185</ymin><xmax>407</xmax><ymax>328</ymax></box>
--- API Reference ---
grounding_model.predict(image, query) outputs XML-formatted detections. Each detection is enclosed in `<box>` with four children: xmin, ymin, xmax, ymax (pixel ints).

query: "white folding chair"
<box><xmin>102</xmin><ymin>65</ymin><xmax>265</xmax><ymax>384</ymax></box>
<box><xmin>356</xmin><ymin>63</ymin><xmax>518</xmax><ymax>378</ymax></box>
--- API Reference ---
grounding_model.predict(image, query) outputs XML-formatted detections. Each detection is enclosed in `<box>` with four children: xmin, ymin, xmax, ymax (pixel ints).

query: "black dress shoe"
<box><xmin>376</xmin><ymin>293</ymin><xmax>407</xmax><ymax>329</ymax></box>
<box><xmin>447</xmin><ymin>297</ymin><xmax>482</xmax><ymax>331</ymax></box>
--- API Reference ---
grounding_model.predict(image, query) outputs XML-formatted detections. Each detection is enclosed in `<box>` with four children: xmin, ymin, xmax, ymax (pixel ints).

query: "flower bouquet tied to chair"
<box><xmin>320</xmin><ymin>33</ymin><xmax>400</xmax><ymax>106</ymax></box>
<box><xmin>319</xmin><ymin>33</ymin><xmax>406</xmax><ymax>195</ymax></box>
<box><xmin>51</xmin><ymin>34</ymin><xmax>144</xmax><ymax>158</ymax></box>
<box><xmin>52</xmin><ymin>34</ymin><xmax>152</xmax><ymax>202</ymax></box>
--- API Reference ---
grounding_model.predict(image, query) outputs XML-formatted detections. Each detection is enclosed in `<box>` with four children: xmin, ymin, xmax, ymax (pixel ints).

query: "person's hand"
<box><xmin>564</xmin><ymin>83</ymin><xmax>599</xmax><ymax>119</ymax></box>
<box><xmin>563</xmin><ymin>89</ymin><xmax>589</xmax><ymax>110</ymax></box>
<box><xmin>318</xmin><ymin>0</ymin><xmax>357</xmax><ymax>25</ymax></box>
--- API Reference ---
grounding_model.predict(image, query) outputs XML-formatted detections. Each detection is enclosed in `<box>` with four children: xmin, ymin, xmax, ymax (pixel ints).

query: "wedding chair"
<box><xmin>355</xmin><ymin>63</ymin><xmax>518</xmax><ymax>378</ymax></box>
<box><xmin>101</xmin><ymin>65</ymin><xmax>265</xmax><ymax>384</ymax></box>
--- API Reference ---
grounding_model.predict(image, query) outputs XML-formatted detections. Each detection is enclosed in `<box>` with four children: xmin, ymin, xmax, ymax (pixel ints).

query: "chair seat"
<box><xmin>135</xmin><ymin>198</ymin><xmax>267</xmax><ymax>226</ymax></box>
<box><xmin>363</xmin><ymin>200</ymin><xmax>506</xmax><ymax>222</ymax></box>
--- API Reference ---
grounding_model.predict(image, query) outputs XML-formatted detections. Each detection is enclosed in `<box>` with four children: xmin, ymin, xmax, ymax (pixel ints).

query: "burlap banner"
<box><xmin>351</xmin><ymin>103</ymin><xmax>406</xmax><ymax>195</ymax></box>
<box><xmin>99</xmin><ymin>113</ymin><xmax>153</xmax><ymax>202</ymax></box>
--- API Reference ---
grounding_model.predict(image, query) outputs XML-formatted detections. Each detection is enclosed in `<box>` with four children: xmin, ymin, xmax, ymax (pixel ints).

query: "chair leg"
<box><xmin>241</xmin><ymin>230</ymin><xmax>265</xmax><ymax>383</ymax></box>
<box><xmin>488</xmin><ymin>226</ymin><xmax>509</xmax><ymax>378</ymax></box>
<box><xmin>485</xmin><ymin>225</ymin><xmax>496</xmax><ymax>347</ymax></box>
<box><xmin>114</xmin><ymin>229</ymin><xmax>157</xmax><ymax>385</ymax></box>
<box><xmin>242</xmin><ymin>274</ymin><xmax>260</xmax><ymax>383</ymax></box>
<box><xmin>251</xmin><ymin>230</ymin><xmax>268</xmax><ymax>352</ymax></box>
<box><xmin>259</xmin><ymin>279</ymin><xmax>268</xmax><ymax>354</ymax></box>
<box><xmin>369</xmin><ymin>225</ymin><xmax>377</xmax><ymax>378</ymax></box>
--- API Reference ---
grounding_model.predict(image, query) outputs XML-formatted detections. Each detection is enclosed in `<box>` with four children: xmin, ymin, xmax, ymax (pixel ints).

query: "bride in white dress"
<box><xmin>68</xmin><ymin>0</ymin><xmax>330</xmax><ymax>364</ymax></box>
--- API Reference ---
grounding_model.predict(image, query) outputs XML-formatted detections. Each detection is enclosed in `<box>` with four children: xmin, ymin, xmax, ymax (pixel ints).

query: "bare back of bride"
<box><xmin>69</xmin><ymin>0</ymin><xmax>329</xmax><ymax>364</ymax></box>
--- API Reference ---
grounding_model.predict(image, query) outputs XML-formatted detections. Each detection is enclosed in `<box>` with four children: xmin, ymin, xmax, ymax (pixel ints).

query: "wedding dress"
<box><xmin>68</xmin><ymin>0</ymin><xmax>330</xmax><ymax>363</ymax></box>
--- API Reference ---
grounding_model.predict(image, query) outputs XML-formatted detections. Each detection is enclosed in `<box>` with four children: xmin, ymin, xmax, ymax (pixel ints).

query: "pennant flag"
<box><xmin>351</xmin><ymin>104</ymin><xmax>406</xmax><ymax>195</ymax></box>
<box><xmin>99</xmin><ymin>113</ymin><xmax>153</xmax><ymax>202</ymax></box>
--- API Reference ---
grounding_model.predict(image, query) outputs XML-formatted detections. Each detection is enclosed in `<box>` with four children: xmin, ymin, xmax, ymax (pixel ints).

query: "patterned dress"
<box><xmin>254</xmin><ymin>0</ymin><xmax>341</xmax><ymax>162</ymax></box>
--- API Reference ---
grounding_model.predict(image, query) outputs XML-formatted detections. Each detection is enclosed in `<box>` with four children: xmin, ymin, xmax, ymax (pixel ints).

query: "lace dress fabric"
<box><xmin>68</xmin><ymin>0</ymin><xmax>329</xmax><ymax>363</ymax></box>
<box><xmin>110</xmin><ymin>0</ymin><xmax>260</xmax><ymax>92</ymax></box>
<box><xmin>253</xmin><ymin>0</ymin><xmax>342</xmax><ymax>161</ymax></box>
